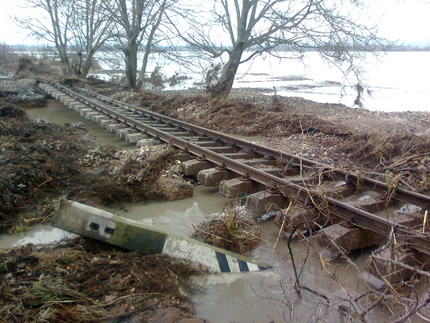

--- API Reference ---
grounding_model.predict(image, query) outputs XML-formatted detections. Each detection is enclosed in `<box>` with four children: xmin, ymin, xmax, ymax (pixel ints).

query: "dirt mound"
<box><xmin>0</xmin><ymin>104</ymin><xmax>27</xmax><ymax>119</ymax></box>
<box><xmin>191</xmin><ymin>206</ymin><xmax>261</xmax><ymax>254</ymax></box>
<box><xmin>137</xmin><ymin>94</ymin><xmax>346</xmax><ymax>137</ymax></box>
<box><xmin>0</xmin><ymin>108</ymin><xmax>192</xmax><ymax>232</ymax></box>
<box><xmin>0</xmin><ymin>238</ymin><xmax>204</xmax><ymax>322</ymax></box>
<box><xmin>0</xmin><ymin>80</ymin><xmax>47</xmax><ymax>109</ymax></box>
<box><xmin>72</xmin><ymin>78</ymin><xmax>430</xmax><ymax>194</ymax></box>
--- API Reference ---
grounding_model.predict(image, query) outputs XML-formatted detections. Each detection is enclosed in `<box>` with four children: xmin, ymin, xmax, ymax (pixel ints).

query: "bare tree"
<box><xmin>69</xmin><ymin>0</ymin><xmax>115</xmax><ymax>77</ymax></box>
<box><xmin>173</xmin><ymin>0</ymin><xmax>385</xmax><ymax>102</ymax></box>
<box><xmin>106</xmin><ymin>0</ymin><xmax>171</xmax><ymax>88</ymax></box>
<box><xmin>16</xmin><ymin>0</ymin><xmax>114</xmax><ymax>78</ymax></box>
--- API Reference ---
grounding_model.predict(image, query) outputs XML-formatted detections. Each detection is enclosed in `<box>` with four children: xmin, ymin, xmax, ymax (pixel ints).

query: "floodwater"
<box><xmin>0</xmin><ymin>99</ymin><xmax>415</xmax><ymax>322</ymax></box>
<box><xmin>116</xmin><ymin>186</ymin><xmax>232</xmax><ymax>236</ymax></box>
<box><xmin>0</xmin><ymin>225</ymin><xmax>76</xmax><ymax>248</ymax></box>
<box><xmin>26</xmin><ymin>102</ymin><xmax>135</xmax><ymax>149</ymax></box>
<box><xmin>93</xmin><ymin>51</ymin><xmax>430</xmax><ymax>113</ymax></box>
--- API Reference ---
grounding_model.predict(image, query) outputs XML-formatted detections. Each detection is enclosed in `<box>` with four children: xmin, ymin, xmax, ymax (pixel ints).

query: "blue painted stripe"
<box><xmin>258</xmin><ymin>265</ymin><xmax>269</xmax><ymax>271</ymax></box>
<box><xmin>238</xmin><ymin>259</ymin><xmax>249</xmax><ymax>272</ymax></box>
<box><xmin>215</xmin><ymin>251</ymin><xmax>231</xmax><ymax>273</ymax></box>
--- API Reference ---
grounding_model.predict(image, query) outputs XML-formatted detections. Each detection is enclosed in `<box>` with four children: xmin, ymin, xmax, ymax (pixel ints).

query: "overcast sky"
<box><xmin>0</xmin><ymin>0</ymin><xmax>429</xmax><ymax>45</ymax></box>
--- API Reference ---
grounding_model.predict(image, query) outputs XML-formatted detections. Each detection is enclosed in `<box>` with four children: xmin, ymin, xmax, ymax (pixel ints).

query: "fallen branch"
<box><xmin>395</xmin><ymin>296</ymin><xmax>430</xmax><ymax>323</ymax></box>
<box><xmin>339</xmin><ymin>305</ymin><xmax>366</xmax><ymax>322</ymax></box>
<box><xmin>371</xmin><ymin>255</ymin><xmax>430</xmax><ymax>278</ymax></box>
<box><xmin>384</xmin><ymin>152</ymin><xmax>430</xmax><ymax>171</ymax></box>
<box><xmin>273</xmin><ymin>201</ymin><xmax>292</xmax><ymax>251</ymax></box>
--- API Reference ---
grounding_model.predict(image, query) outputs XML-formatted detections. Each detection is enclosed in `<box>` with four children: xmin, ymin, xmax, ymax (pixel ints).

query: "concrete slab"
<box><xmin>79</xmin><ymin>108</ymin><xmax>91</xmax><ymax>117</ymax></box>
<box><xmin>366</xmin><ymin>246</ymin><xmax>423</xmax><ymax>284</ymax></box>
<box><xmin>174</xmin><ymin>152</ymin><xmax>193</xmax><ymax>162</ymax></box>
<box><xmin>136</xmin><ymin>139</ymin><xmax>163</xmax><ymax>147</ymax></box>
<box><xmin>62</xmin><ymin>98</ymin><xmax>76</xmax><ymax>106</ymax></box>
<box><xmin>107</xmin><ymin>123</ymin><xmax>124</xmax><ymax>133</ymax></box>
<box><xmin>100</xmin><ymin>119</ymin><xmax>117</xmax><ymax>129</ymax></box>
<box><xmin>92</xmin><ymin>115</ymin><xmax>109</xmax><ymax>124</ymax></box>
<box><xmin>70</xmin><ymin>102</ymin><xmax>85</xmax><ymax>112</ymax></box>
<box><xmin>316</xmin><ymin>223</ymin><xmax>384</xmax><ymax>254</ymax></box>
<box><xmin>194</xmin><ymin>141</ymin><xmax>225</xmax><ymax>147</ymax></box>
<box><xmin>221</xmin><ymin>152</ymin><xmax>256</xmax><ymax>160</ymax></box>
<box><xmin>126</xmin><ymin>132</ymin><xmax>147</xmax><ymax>143</ymax></box>
<box><xmin>219</xmin><ymin>177</ymin><xmax>264</xmax><ymax>198</ymax></box>
<box><xmin>240</xmin><ymin>158</ymin><xmax>277</xmax><ymax>166</ymax></box>
<box><xmin>205</xmin><ymin>146</ymin><xmax>238</xmax><ymax>153</ymax></box>
<box><xmin>53</xmin><ymin>200</ymin><xmax>271</xmax><ymax>273</ymax></box>
<box><xmin>245</xmin><ymin>191</ymin><xmax>290</xmax><ymax>218</ymax></box>
<box><xmin>82</xmin><ymin>109</ymin><xmax>98</xmax><ymax>118</ymax></box>
<box><xmin>89</xmin><ymin>114</ymin><xmax>104</xmax><ymax>122</ymax></box>
<box><xmin>274</xmin><ymin>206</ymin><xmax>326</xmax><ymax>233</ymax></box>
<box><xmin>182</xmin><ymin>159</ymin><xmax>214</xmax><ymax>177</ymax></box>
<box><xmin>116</xmin><ymin>128</ymin><xmax>137</xmax><ymax>139</ymax></box>
<box><xmin>344</xmin><ymin>191</ymin><xmax>388</xmax><ymax>213</ymax></box>
<box><xmin>197</xmin><ymin>168</ymin><xmax>239</xmax><ymax>186</ymax></box>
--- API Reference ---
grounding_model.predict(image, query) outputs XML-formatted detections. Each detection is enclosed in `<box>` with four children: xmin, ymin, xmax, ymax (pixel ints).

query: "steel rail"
<box><xmin>53</xmin><ymin>82</ymin><xmax>430</xmax><ymax>210</ymax></box>
<box><xmin>49</xmin><ymin>82</ymin><xmax>430</xmax><ymax>255</ymax></box>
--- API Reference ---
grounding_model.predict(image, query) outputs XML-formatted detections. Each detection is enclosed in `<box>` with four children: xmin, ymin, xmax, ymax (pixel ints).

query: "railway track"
<box><xmin>40</xmin><ymin>82</ymin><xmax>430</xmax><ymax>257</ymax></box>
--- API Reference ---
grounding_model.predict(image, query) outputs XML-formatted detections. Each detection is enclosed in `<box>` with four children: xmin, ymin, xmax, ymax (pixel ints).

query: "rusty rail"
<box><xmin>47</xmin><ymin>82</ymin><xmax>430</xmax><ymax>255</ymax></box>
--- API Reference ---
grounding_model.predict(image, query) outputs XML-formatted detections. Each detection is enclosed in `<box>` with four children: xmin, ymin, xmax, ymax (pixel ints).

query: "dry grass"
<box><xmin>343</xmin><ymin>131</ymin><xmax>430</xmax><ymax>193</ymax></box>
<box><xmin>191</xmin><ymin>205</ymin><xmax>261</xmax><ymax>254</ymax></box>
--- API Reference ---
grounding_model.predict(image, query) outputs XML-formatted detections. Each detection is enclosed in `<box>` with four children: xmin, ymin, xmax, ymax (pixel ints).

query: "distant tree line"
<box><xmin>14</xmin><ymin>0</ymin><xmax>390</xmax><ymax>102</ymax></box>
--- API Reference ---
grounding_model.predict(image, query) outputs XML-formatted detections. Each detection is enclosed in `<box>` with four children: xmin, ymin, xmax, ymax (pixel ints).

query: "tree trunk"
<box><xmin>80</xmin><ymin>48</ymin><xmax>96</xmax><ymax>79</ymax></box>
<box><xmin>210</xmin><ymin>43</ymin><xmax>245</xmax><ymax>103</ymax></box>
<box><xmin>80</xmin><ymin>56</ymin><xmax>92</xmax><ymax>79</ymax></box>
<box><xmin>57</xmin><ymin>46</ymin><xmax>72</xmax><ymax>76</ymax></box>
<box><xmin>124</xmin><ymin>42</ymin><xmax>138</xmax><ymax>88</ymax></box>
<box><xmin>137</xmin><ymin>46</ymin><xmax>151</xmax><ymax>86</ymax></box>
<box><xmin>138</xmin><ymin>1</ymin><xmax>165</xmax><ymax>87</ymax></box>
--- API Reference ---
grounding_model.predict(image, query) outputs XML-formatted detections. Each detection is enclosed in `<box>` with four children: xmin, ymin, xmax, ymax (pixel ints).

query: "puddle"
<box><xmin>117</xmin><ymin>186</ymin><xmax>233</xmax><ymax>236</ymax></box>
<box><xmin>26</xmin><ymin>102</ymin><xmax>136</xmax><ymax>149</ymax></box>
<box><xmin>0</xmin><ymin>224</ymin><xmax>76</xmax><ymax>249</ymax></box>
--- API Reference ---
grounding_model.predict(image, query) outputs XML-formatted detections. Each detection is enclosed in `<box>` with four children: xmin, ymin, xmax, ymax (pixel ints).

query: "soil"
<box><xmin>0</xmin><ymin>238</ymin><xmax>205</xmax><ymax>323</ymax></box>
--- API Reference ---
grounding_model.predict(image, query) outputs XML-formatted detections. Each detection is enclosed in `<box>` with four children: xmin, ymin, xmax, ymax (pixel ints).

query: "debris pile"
<box><xmin>0</xmin><ymin>238</ymin><xmax>204</xmax><ymax>322</ymax></box>
<box><xmin>191</xmin><ymin>206</ymin><xmax>261</xmax><ymax>254</ymax></box>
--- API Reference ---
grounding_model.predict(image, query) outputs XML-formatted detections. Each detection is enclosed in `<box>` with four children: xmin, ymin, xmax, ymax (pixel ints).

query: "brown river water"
<box><xmin>0</xmin><ymin>104</ymin><xmax>398</xmax><ymax>322</ymax></box>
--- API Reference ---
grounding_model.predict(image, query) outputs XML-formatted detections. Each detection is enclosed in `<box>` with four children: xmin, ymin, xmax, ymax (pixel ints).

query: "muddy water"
<box><xmin>190</xmin><ymin>221</ymin><xmax>387</xmax><ymax>323</ymax></box>
<box><xmin>117</xmin><ymin>186</ymin><xmax>232</xmax><ymax>236</ymax></box>
<box><xmin>26</xmin><ymin>101</ymin><xmax>135</xmax><ymax>149</ymax></box>
<box><xmin>0</xmin><ymin>225</ymin><xmax>76</xmax><ymax>248</ymax></box>
<box><xmin>3</xmin><ymin>104</ymin><xmax>393</xmax><ymax>322</ymax></box>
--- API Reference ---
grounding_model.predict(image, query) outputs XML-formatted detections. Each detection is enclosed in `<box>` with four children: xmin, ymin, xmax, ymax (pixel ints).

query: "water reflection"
<box><xmin>26</xmin><ymin>103</ymin><xmax>136</xmax><ymax>149</ymax></box>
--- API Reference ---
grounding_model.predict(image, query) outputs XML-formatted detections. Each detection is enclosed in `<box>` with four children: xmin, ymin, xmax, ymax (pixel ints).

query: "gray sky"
<box><xmin>0</xmin><ymin>0</ymin><xmax>429</xmax><ymax>45</ymax></box>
